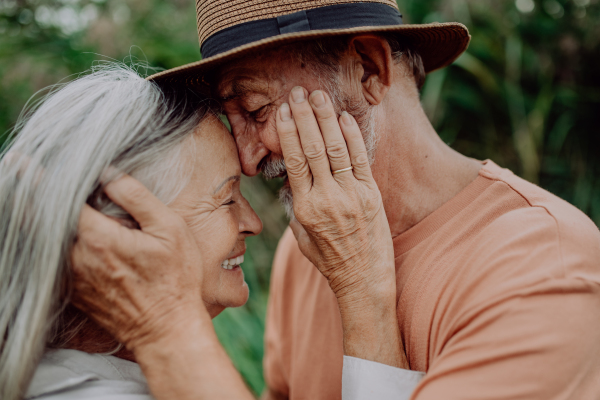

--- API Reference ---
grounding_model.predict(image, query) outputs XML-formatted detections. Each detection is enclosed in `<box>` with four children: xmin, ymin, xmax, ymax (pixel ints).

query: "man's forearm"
<box><xmin>133</xmin><ymin>308</ymin><xmax>254</xmax><ymax>400</ymax></box>
<box><xmin>337</xmin><ymin>280</ymin><xmax>408</xmax><ymax>370</ymax></box>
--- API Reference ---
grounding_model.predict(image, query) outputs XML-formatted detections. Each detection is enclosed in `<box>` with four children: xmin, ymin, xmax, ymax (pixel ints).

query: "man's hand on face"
<box><xmin>276</xmin><ymin>86</ymin><xmax>408</xmax><ymax>369</ymax></box>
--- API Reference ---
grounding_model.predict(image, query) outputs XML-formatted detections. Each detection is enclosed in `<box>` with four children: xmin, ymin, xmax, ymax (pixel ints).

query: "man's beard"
<box><xmin>262</xmin><ymin>83</ymin><xmax>379</xmax><ymax>219</ymax></box>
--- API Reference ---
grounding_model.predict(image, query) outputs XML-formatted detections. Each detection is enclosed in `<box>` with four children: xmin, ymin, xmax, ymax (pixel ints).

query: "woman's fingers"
<box><xmin>276</xmin><ymin>103</ymin><xmax>312</xmax><ymax>197</ymax></box>
<box><xmin>288</xmin><ymin>87</ymin><xmax>334</xmax><ymax>185</ymax></box>
<box><xmin>307</xmin><ymin>90</ymin><xmax>352</xmax><ymax>173</ymax></box>
<box><xmin>339</xmin><ymin>112</ymin><xmax>374</xmax><ymax>183</ymax></box>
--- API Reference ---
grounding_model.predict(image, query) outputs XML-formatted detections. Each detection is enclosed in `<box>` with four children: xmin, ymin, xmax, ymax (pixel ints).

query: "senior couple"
<box><xmin>1</xmin><ymin>0</ymin><xmax>600</xmax><ymax>399</ymax></box>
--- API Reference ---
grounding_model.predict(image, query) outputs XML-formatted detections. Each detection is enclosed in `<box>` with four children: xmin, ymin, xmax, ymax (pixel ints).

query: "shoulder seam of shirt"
<box><xmin>98</xmin><ymin>355</ymin><xmax>127</xmax><ymax>380</ymax></box>
<box><xmin>483</xmin><ymin>175</ymin><xmax>566</xmax><ymax>278</ymax></box>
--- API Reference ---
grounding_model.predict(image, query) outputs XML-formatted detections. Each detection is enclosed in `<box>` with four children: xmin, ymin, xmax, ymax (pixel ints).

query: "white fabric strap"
<box><xmin>342</xmin><ymin>356</ymin><xmax>425</xmax><ymax>400</ymax></box>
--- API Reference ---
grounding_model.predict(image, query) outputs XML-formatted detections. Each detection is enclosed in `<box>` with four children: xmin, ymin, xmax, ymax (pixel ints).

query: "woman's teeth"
<box><xmin>221</xmin><ymin>255</ymin><xmax>244</xmax><ymax>270</ymax></box>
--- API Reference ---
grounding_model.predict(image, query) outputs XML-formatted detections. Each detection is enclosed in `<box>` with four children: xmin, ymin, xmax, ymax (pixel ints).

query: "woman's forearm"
<box><xmin>133</xmin><ymin>307</ymin><xmax>254</xmax><ymax>400</ymax></box>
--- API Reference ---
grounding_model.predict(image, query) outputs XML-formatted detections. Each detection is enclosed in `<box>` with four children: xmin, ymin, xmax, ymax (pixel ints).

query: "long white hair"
<box><xmin>0</xmin><ymin>63</ymin><xmax>209</xmax><ymax>400</ymax></box>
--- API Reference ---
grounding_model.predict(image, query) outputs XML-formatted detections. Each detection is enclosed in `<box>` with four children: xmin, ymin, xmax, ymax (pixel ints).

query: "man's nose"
<box><xmin>234</xmin><ymin>124</ymin><xmax>282</xmax><ymax>177</ymax></box>
<box><xmin>234</xmin><ymin>129</ymin><xmax>270</xmax><ymax>177</ymax></box>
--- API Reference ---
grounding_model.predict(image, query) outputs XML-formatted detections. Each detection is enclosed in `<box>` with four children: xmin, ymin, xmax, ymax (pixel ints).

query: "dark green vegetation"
<box><xmin>1</xmin><ymin>0</ymin><xmax>598</xmax><ymax>394</ymax></box>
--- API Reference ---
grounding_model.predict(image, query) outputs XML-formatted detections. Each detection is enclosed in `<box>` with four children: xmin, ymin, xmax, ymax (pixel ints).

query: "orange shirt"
<box><xmin>264</xmin><ymin>161</ymin><xmax>600</xmax><ymax>400</ymax></box>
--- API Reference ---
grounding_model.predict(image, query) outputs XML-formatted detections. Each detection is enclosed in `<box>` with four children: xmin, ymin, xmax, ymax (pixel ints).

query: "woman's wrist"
<box><xmin>130</xmin><ymin>303</ymin><xmax>212</xmax><ymax>357</ymax></box>
<box><xmin>132</xmin><ymin>306</ymin><xmax>254</xmax><ymax>400</ymax></box>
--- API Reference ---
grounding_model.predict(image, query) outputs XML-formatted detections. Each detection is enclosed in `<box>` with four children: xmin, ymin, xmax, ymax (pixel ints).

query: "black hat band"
<box><xmin>201</xmin><ymin>3</ymin><xmax>403</xmax><ymax>59</ymax></box>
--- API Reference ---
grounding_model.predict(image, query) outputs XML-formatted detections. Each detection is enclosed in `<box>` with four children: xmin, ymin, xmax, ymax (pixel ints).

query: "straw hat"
<box><xmin>147</xmin><ymin>0</ymin><xmax>470</xmax><ymax>91</ymax></box>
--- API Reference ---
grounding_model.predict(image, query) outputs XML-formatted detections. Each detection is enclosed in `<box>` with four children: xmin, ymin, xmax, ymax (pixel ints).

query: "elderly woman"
<box><xmin>0</xmin><ymin>64</ymin><xmax>265</xmax><ymax>399</ymax></box>
<box><xmin>0</xmin><ymin>64</ymin><xmax>406</xmax><ymax>400</ymax></box>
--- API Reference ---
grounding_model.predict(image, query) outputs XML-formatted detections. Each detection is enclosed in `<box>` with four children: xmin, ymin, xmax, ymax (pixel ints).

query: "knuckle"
<box><xmin>294</xmin><ymin>106</ymin><xmax>315</xmax><ymax>120</ymax></box>
<box><xmin>353</xmin><ymin>153</ymin><xmax>369</xmax><ymax>166</ymax></box>
<box><xmin>278</xmin><ymin>121</ymin><xmax>298</xmax><ymax>134</ymax></box>
<box><xmin>166</xmin><ymin>219</ymin><xmax>186</xmax><ymax>240</ymax></box>
<box><xmin>314</xmin><ymin>106</ymin><xmax>336</xmax><ymax>119</ymax></box>
<box><xmin>125</xmin><ymin>184</ymin><xmax>148</xmax><ymax>206</ymax></box>
<box><xmin>326</xmin><ymin>142</ymin><xmax>348</xmax><ymax>161</ymax></box>
<box><xmin>86</xmin><ymin>233</ymin><xmax>110</xmax><ymax>253</ymax></box>
<box><xmin>285</xmin><ymin>154</ymin><xmax>308</xmax><ymax>172</ymax></box>
<box><xmin>303</xmin><ymin>142</ymin><xmax>326</xmax><ymax>161</ymax></box>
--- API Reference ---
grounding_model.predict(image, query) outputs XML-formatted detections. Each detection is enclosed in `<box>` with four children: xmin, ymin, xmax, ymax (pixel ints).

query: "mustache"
<box><xmin>260</xmin><ymin>156</ymin><xmax>287</xmax><ymax>180</ymax></box>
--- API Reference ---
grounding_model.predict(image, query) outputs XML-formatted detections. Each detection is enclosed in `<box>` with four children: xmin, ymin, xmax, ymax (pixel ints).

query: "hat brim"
<box><xmin>147</xmin><ymin>22</ymin><xmax>470</xmax><ymax>93</ymax></box>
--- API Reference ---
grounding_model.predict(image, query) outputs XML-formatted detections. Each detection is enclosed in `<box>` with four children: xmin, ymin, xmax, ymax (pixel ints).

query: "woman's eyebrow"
<box><xmin>213</xmin><ymin>176</ymin><xmax>240</xmax><ymax>194</ymax></box>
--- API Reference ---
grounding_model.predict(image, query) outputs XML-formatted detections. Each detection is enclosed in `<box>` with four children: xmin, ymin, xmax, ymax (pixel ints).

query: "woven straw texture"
<box><xmin>196</xmin><ymin>0</ymin><xmax>399</xmax><ymax>46</ymax></box>
<box><xmin>148</xmin><ymin>0</ymin><xmax>470</xmax><ymax>91</ymax></box>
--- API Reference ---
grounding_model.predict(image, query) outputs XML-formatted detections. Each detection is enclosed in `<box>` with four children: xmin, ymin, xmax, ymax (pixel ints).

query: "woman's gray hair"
<box><xmin>0</xmin><ymin>63</ymin><xmax>210</xmax><ymax>400</ymax></box>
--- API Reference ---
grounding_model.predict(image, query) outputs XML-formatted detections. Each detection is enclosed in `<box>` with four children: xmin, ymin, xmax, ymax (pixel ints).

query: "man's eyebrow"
<box><xmin>219</xmin><ymin>79</ymin><xmax>266</xmax><ymax>103</ymax></box>
<box><xmin>213</xmin><ymin>176</ymin><xmax>240</xmax><ymax>194</ymax></box>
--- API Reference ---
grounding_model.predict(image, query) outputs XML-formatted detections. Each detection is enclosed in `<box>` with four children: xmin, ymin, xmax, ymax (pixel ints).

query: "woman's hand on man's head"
<box><xmin>71</xmin><ymin>173</ymin><xmax>208</xmax><ymax>352</ymax></box>
<box><xmin>71</xmin><ymin>173</ymin><xmax>255</xmax><ymax>400</ymax></box>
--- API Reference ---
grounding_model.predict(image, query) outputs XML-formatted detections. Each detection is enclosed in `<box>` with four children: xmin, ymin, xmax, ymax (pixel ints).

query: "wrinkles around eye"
<box><xmin>247</xmin><ymin>105</ymin><xmax>270</xmax><ymax>123</ymax></box>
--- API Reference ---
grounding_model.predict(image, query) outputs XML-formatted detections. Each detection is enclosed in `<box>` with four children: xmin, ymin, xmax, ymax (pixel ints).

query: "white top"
<box><xmin>28</xmin><ymin>350</ymin><xmax>422</xmax><ymax>399</ymax></box>
<box><xmin>26</xmin><ymin>349</ymin><xmax>153</xmax><ymax>400</ymax></box>
<box><xmin>342</xmin><ymin>356</ymin><xmax>425</xmax><ymax>400</ymax></box>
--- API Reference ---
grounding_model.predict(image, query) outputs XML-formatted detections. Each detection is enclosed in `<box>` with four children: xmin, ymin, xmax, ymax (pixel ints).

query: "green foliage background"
<box><xmin>1</xmin><ymin>0</ymin><xmax>598</xmax><ymax>395</ymax></box>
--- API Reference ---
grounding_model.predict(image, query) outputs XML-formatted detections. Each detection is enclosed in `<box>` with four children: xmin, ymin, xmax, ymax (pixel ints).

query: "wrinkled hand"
<box><xmin>71</xmin><ymin>174</ymin><xmax>206</xmax><ymax>351</ymax></box>
<box><xmin>276</xmin><ymin>87</ymin><xmax>396</xmax><ymax>307</ymax></box>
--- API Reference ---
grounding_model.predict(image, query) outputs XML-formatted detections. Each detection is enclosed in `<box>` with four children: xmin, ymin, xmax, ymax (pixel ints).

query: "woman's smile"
<box><xmin>221</xmin><ymin>254</ymin><xmax>245</xmax><ymax>270</ymax></box>
<box><xmin>167</xmin><ymin>114</ymin><xmax>262</xmax><ymax>317</ymax></box>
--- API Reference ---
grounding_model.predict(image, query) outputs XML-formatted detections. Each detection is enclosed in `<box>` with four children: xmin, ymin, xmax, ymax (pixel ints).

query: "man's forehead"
<box><xmin>216</xmin><ymin>74</ymin><xmax>269</xmax><ymax>102</ymax></box>
<box><xmin>215</xmin><ymin>52</ymin><xmax>294</xmax><ymax>100</ymax></box>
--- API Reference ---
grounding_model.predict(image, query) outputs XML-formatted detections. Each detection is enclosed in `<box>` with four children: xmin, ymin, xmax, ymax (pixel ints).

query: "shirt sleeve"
<box><xmin>342</xmin><ymin>356</ymin><xmax>425</xmax><ymax>400</ymax></box>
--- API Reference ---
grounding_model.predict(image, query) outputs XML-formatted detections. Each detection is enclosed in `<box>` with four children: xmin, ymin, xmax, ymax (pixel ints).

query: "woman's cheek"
<box><xmin>200</xmin><ymin>210</ymin><xmax>239</xmax><ymax>263</ymax></box>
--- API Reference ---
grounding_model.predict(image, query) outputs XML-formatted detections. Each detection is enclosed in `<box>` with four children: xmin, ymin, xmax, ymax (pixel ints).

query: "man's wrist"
<box><xmin>334</xmin><ymin>269</ymin><xmax>396</xmax><ymax>312</ymax></box>
<box><xmin>335</xmin><ymin>277</ymin><xmax>409</xmax><ymax>369</ymax></box>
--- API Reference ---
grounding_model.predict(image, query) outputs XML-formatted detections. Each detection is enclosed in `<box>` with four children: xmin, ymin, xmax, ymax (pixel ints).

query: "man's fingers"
<box><xmin>308</xmin><ymin>90</ymin><xmax>352</xmax><ymax>173</ymax></box>
<box><xmin>103</xmin><ymin>173</ymin><xmax>174</xmax><ymax>232</ymax></box>
<box><xmin>288</xmin><ymin>87</ymin><xmax>333</xmax><ymax>184</ymax></box>
<box><xmin>339</xmin><ymin>112</ymin><xmax>374</xmax><ymax>183</ymax></box>
<box><xmin>276</xmin><ymin>103</ymin><xmax>312</xmax><ymax>197</ymax></box>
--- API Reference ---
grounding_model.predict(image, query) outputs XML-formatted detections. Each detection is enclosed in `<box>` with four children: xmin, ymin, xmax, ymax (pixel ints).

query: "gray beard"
<box><xmin>261</xmin><ymin>88</ymin><xmax>378</xmax><ymax>219</ymax></box>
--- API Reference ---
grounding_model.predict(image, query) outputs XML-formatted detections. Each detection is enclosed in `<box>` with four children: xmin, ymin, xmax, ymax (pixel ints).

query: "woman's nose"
<box><xmin>238</xmin><ymin>198</ymin><xmax>263</xmax><ymax>237</ymax></box>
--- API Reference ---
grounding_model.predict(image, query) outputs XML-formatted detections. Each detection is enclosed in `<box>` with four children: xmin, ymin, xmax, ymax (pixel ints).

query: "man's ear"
<box><xmin>349</xmin><ymin>35</ymin><xmax>394</xmax><ymax>105</ymax></box>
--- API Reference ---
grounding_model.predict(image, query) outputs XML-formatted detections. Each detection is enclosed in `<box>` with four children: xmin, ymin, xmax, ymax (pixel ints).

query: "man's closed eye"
<box><xmin>248</xmin><ymin>105</ymin><xmax>269</xmax><ymax>123</ymax></box>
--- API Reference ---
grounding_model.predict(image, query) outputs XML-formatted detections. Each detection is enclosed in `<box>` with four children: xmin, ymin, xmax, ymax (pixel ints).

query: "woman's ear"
<box><xmin>349</xmin><ymin>35</ymin><xmax>394</xmax><ymax>105</ymax></box>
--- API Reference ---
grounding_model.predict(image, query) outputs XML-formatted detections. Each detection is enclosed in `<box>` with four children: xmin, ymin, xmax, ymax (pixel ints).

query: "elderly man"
<box><xmin>72</xmin><ymin>0</ymin><xmax>600</xmax><ymax>399</ymax></box>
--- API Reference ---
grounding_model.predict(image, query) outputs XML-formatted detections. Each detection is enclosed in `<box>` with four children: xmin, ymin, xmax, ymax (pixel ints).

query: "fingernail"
<box><xmin>310</xmin><ymin>90</ymin><xmax>326</xmax><ymax>108</ymax></box>
<box><xmin>280</xmin><ymin>103</ymin><xmax>292</xmax><ymax>121</ymax></box>
<box><xmin>291</xmin><ymin>87</ymin><xmax>306</xmax><ymax>103</ymax></box>
<box><xmin>341</xmin><ymin>111</ymin><xmax>353</xmax><ymax>126</ymax></box>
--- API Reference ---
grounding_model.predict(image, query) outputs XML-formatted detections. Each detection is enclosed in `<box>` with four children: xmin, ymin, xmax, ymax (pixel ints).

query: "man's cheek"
<box><xmin>260</xmin><ymin>114</ymin><xmax>283</xmax><ymax>154</ymax></box>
